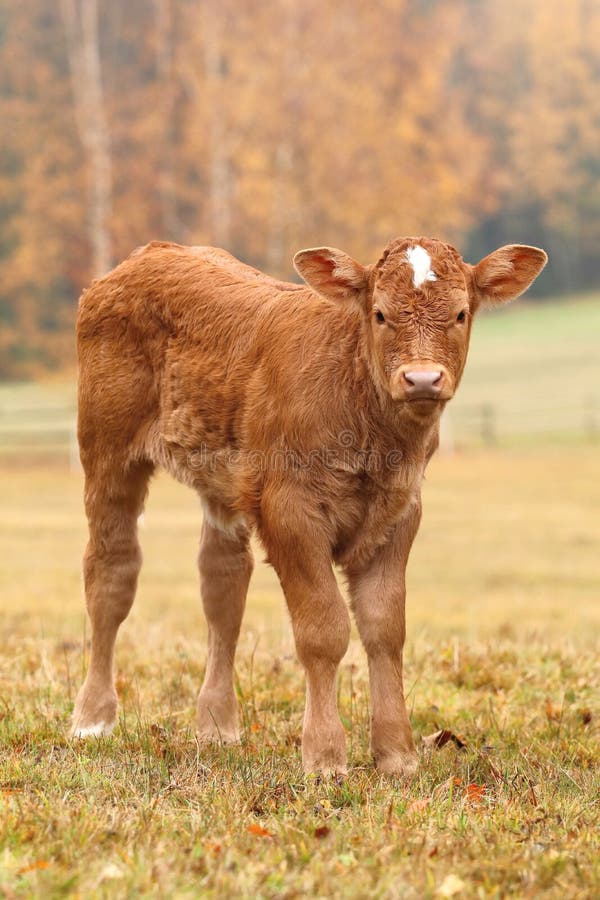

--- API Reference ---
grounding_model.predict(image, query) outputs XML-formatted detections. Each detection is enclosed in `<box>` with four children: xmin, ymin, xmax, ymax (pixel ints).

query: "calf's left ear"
<box><xmin>293</xmin><ymin>247</ymin><xmax>369</xmax><ymax>303</ymax></box>
<box><xmin>472</xmin><ymin>244</ymin><xmax>548</xmax><ymax>306</ymax></box>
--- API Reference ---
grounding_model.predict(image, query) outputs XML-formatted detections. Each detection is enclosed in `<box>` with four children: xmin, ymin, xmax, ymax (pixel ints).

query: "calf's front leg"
<box><xmin>346</xmin><ymin>501</ymin><xmax>422</xmax><ymax>776</ymax></box>
<box><xmin>284</xmin><ymin>565</ymin><xmax>351</xmax><ymax>774</ymax></box>
<box><xmin>261</xmin><ymin>498</ymin><xmax>350</xmax><ymax>774</ymax></box>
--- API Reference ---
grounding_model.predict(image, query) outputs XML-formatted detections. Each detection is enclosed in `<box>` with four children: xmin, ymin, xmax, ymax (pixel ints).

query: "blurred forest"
<box><xmin>0</xmin><ymin>0</ymin><xmax>598</xmax><ymax>377</ymax></box>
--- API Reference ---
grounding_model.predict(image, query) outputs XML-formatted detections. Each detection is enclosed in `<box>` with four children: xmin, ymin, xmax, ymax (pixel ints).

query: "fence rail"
<box><xmin>0</xmin><ymin>403</ymin><xmax>79</xmax><ymax>468</ymax></box>
<box><xmin>0</xmin><ymin>397</ymin><xmax>597</xmax><ymax>466</ymax></box>
<box><xmin>446</xmin><ymin>397</ymin><xmax>599</xmax><ymax>446</ymax></box>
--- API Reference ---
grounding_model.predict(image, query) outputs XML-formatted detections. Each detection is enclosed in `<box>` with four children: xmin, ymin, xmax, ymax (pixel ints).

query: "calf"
<box><xmin>72</xmin><ymin>237</ymin><xmax>546</xmax><ymax>775</ymax></box>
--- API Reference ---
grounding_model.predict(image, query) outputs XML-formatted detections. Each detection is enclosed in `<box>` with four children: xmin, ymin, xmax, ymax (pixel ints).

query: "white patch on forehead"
<box><xmin>406</xmin><ymin>245</ymin><xmax>437</xmax><ymax>288</ymax></box>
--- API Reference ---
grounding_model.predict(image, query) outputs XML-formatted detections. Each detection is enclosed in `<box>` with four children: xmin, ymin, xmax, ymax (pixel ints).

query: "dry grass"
<box><xmin>1</xmin><ymin>446</ymin><xmax>599</xmax><ymax>897</ymax></box>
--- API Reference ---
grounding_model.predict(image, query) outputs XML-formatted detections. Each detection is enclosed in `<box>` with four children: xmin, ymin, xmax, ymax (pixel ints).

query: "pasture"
<box><xmin>1</xmin><ymin>295</ymin><xmax>599</xmax><ymax>897</ymax></box>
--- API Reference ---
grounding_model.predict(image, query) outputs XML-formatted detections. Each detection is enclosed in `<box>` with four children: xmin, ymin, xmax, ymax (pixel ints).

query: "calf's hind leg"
<box><xmin>196</xmin><ymin>521</ymin><xmax>253</xmax><ymax>743</ymax></box>
<box><xmin>71</xmin><ymin>460</ymin><xmax>153</xmax><ymax>737</ymax></box>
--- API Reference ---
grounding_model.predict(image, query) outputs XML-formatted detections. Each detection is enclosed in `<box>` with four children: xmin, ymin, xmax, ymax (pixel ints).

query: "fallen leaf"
<box><xmin>525</xmin><ymin>779</ymin><xmax>538</xmax><ymax>807</ymax></box>
<box><xmin>466</xmin><ymin>783</ymin><xmax>486</xmax><ymax>804</ymax></box>
<box><xmin>247</xmin><ymin>823</ymin><xmax>273</xmax><ymax>838</ymax></box>
<box><xmin>385</xmin><ymin>797</ymin><xmax>394</xmax><ymax>827</ymax></box>
<box><xmin>423</xmin><ymin>729</ymin><xmax>466</xmax><ymax>751</ymax></box>
<box><xmin>545</xmin><ymin>698</ymin><xmax>562</xmax><ymax>722</ymax></box>
<box><xmin>436</xmin><ymin>873</ymin><xmax>466</xmax><ymax>897</ymax></box>
<box><xmin>579</xmin><ymin>708</ymin><xmax>592</xmax><ymax>725</ymax></box>
<box><xmin>115</xmin><ymin>675</ymin><xmax>132</xmax><ymax>700</ymax></box>
<box><xmin>429</xmin><ymin>845</ymin><xmax>439</xmax><ymax>858</ymax></box>
<box><xmin>433</xmin><ymin>776</ymin><xmax>463</xmax><ymax>799</ymax></box>
<box><xmin>17</xmin><ymin>860</ymin><xmax>50</xmax><ymax>875</ymax></box>
<box><xmin>483</xmin><ymin>758</ymin><xmax>503</xmax><ymax>784</ymax></box>
<box><xmin>407</xmin><ymin>797</ymin><xmax>430</xmax><ymax>814</ymax></box>
<box><xmin>150</xmin><ymin>724</ymin><xmax>168</xmax><ymax>741</ymax></box>
<box><xmin>314</xmin><ymin>825</ymin><xmax>331</xmax><ymax>839</ymax></box>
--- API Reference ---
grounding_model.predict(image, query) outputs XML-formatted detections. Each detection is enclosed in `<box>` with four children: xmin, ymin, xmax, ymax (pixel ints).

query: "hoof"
<box><xmin>196</xmin><ymin>724</ymin><xmax>241</xmax><ymax>745</ymax></box>
<box><xmin>302</xmin><ymin>744</ymin><xmax>348</xmax><ymax>777</ymax></box>
<box><xmin>71</xmin><ymin>687</ymin><xmax>117</xmax><ymax>738</ymax></box>
<box><xmin>374</xmin><ymin>750</ymin><xmax>419</xmax><ymax>778</ymax></box>
<box><xmin>196</xmin><ymin>693</ymin><xmax>241</xmax><ymax>745</ymax></box>
<box><xmin>71</xmin><ymin>720</ymin><xmax>115</xmax><ymax>738</ymax></box>
<box><xmin>302</xmin><ymin>724</ymin><xmax>347</xmax><ymax>776</ymax></box>
<box><xmin>304</xmin><ymin>764</ymin><xmax>348</xmax><ymax>779</ymax></box>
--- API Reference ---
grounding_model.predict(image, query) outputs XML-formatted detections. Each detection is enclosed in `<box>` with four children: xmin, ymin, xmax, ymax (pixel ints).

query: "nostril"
<box><xmin>402</xmin><ymin>370</ymin><xmax>443</xmax><ymax>395</ymax></box>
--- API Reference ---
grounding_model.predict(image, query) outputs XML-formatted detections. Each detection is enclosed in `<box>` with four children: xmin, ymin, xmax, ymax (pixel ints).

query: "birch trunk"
<box><xmin>61</xmin><ymin>0</ymin><xmax>113</xmax><ymax>278</ymax></box>
<box><xmin>200</xmin><ymin>3</ymin><xmax>231</xmax><ymax>247</ymax></box>
<box><xmin>266</xmin><ymin>1</ymin><xmax>301</xmax><ymax>276</ymax></box>
<box><xmin>155</xmin><ymin>0</ymin><xmax>179</xmax><ymax>239</ymax></box>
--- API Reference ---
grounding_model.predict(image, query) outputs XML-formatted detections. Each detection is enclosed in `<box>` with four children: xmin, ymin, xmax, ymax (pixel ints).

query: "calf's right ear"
<box><xmin>293</xmin><ymin>247</ymin><xmax>369</xmax><ymax>303</ymax></box>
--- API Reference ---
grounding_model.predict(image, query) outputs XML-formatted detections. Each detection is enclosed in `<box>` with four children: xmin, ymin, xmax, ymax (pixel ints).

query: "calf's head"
<box><xmin>294</xmin><ymin>237</ymin><xmax>547</xmax><ymax>413</ymax></box>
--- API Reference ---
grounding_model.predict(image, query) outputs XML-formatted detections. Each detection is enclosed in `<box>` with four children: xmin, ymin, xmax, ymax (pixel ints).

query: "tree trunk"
<box><xmin>266</xmin><ymin>1</ymin><xmax>301</xmax><ymax>276</ymax></box>
<box><xmin>267</xmin><ymin>140</ymin><xmax>295</xmax><ymax>276</ymax></box>
<box><xmin>155</xmin><ymin>0</ymin><xmax>180</xmax><ymax>239</ymax></box>
<box><xmin>61</xmin><ymin>0</ymin><xmax>113</xmax><ymax>278</ymax></box>
<box><xmin>200</xmin><ymin>2</ymin><xmax>231</xmax><ymax>247</ymax></box>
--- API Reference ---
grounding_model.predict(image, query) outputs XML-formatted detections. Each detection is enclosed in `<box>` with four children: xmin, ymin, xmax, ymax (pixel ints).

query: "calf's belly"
<box><xmin>145</xmin><ymin>419</ymin><xmax>248</xmax><ymax>527</ymax></box>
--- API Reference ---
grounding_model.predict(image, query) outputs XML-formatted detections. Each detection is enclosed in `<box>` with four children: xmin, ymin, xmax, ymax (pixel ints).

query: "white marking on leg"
<box><xmin>406</xmin><ymin>246</ymin><xmax>437</xmax><ymax>288</ymax></box>
<box><xmin>72</xmin><ymin>721</ymin><xmax>114</xmax><ymax>738</ymax></box>
<box><xmin>201</xmin><ymin>501</ymin><xmax>247</xmax><ymax>537</ymax></box>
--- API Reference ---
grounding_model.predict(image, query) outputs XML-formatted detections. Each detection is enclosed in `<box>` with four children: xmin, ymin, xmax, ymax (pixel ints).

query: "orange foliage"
<box><xmin>0</xmin><ymin>0</ymin><xmax>597</xmax><ymax>377</ymax></box>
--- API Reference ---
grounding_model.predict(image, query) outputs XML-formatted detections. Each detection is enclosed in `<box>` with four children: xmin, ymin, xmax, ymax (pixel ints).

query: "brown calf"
<box><xmin>72</xmin><ymin>237</ymin><xmax>546</xmax><ymax>776</ymax></box>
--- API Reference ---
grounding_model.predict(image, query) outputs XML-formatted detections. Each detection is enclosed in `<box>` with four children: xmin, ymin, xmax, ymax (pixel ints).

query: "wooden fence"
<box><xmin>445</xmin><ymin>397</ymin><xmax>599</xmax><ymax>449</ymax></box>
<box><xmin>0</xmin><ymin>396</ymin><xmax>597</xmax><ymax>467</ymax></box>
<box><xmin>0</xmin><ymin>403</ymin><xmax>80</xmax><ymax>469</ymax></box>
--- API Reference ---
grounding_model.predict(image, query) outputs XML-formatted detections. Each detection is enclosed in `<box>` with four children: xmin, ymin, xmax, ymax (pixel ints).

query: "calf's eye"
<box><xmin>456</xmin><ymin>310</ymin><xmax>467</xmax><ymax>323</ymax></box>
<box><xmin>375</xmin><ymin>310</ymin><xmax>386</xmax><ymax>324</ymax></box>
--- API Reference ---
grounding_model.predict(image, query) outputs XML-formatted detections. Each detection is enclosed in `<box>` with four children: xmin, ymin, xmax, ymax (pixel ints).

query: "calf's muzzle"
<box><xmin>401</xmin><ymin>368</ymin><xmax>444</xmax><ymax>400</ymax></box>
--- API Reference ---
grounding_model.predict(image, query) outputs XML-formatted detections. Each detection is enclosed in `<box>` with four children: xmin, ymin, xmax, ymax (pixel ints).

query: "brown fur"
<box><xmin>72</xmin><ymin>236</ymin><xmax>547</xmax><ymax>774</ymax></box>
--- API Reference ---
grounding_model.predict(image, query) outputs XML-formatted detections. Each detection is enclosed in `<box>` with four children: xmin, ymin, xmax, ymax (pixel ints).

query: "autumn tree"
<box><xmin>460</xmin><ymin>0</ymin><xmax>600</xmax><ymax>292</ymax></box>
<box><xmin>0</xmin><ymin>0</ymin><xmax>598</xmax><ymax>376</ymax></box>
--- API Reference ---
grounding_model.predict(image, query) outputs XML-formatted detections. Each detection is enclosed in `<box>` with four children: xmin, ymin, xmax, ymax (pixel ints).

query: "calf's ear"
<box><xmin>472</xmin><ymin>244</ymin><xmax>548</xmax><ymax>306</ymax></box>
<box><xmin>293</xmin><ymin>247</ymin><xmax>368</xmax><ymax>303</ymax></box>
